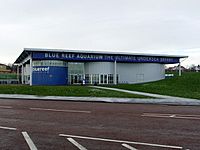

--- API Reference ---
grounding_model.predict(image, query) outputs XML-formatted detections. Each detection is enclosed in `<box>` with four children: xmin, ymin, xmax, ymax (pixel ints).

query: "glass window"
<box><xmin>117</xmin><ymin>74</ymin><xmax>119</xmax><ymax>84</ymax></box>
<box><xmin>33</xmin><ymin>60</ymin><xmax>67</xmax><ymax>67</ymax></box>
<box><xmin>85</xmin><ymin>74</ymin><xmax>90</xmax><ymax>84</ymax></box>
<box><xmin>104</xmin><ymin>74</ymin><xmax>107</xmax><ymax>84</ymax></box>
<box><xmin>100</xmin><ymin>74</ymin><xmax>104</xmax><ymax>84</ymax></box>
<box><xmin>68</xmin><ymin>62</ymin><xmax>84</xmax><ymax>75</ymax></box>
<box><xmin>92</xmin><ymin>74</ymin><xmax>99</xmax><ymax>84</ymax></box>
<box><xmin>108</xmin><ymin>74</ymin><xmax>113</xmax><ymax>84</ymax></box>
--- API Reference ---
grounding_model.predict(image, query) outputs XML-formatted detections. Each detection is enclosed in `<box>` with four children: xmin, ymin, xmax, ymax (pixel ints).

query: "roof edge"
<box><xmin>23</xmin><ymin>48</ymin><xmax>188</xmax><ymax>58</ymax></box>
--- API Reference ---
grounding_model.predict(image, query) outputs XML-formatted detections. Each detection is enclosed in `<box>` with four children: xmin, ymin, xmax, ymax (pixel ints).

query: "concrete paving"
<box><xmin>0</xmin><ymin>85</ymin><xmax>200</xmax><ymax>106</ymax></box>
<box><xmin>91</xmin><ymin>86</ymin><xmax>200</xmax><ymax>105</ymax></box>
<box><xmin>91</xmin><ymin>86</ymin><xmax>195</xmax><ymax>99</ymax></box>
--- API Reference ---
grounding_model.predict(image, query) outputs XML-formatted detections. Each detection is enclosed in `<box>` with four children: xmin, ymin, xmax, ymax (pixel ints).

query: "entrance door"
<box><xmin>70</xmin><ymin>74</ymin><xmax>83</xmax><ymax>84</ymax></box>
<box><xmin>100</xmin><ymin>74</ymin><xmax>108</xmax><ymax>84</ymax></box>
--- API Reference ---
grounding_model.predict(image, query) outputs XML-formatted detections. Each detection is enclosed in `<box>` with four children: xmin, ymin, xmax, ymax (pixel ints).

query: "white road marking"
<box><xmin>59</xmin><ymin>134</ymin><xmax>183</xmax><ymax>149</ymax></box>
<box><xmin>0</xmin><ymin>126</ymin><xmax>17</xmax><ymax>131</ymax></box>
<box><xmin>0</xmin><ymin>106</ymin><xmax>12</xmax><ymax>109</ymax></box>
<box><xmin>142</xmin><ymin>113</ymin><xmax>200</xmax><ymax>120</ymax></box>
<box><xmin>22</xmin><ymin>131</ymin><xmax>38</xmax><ymax>150</ymax></box>
<box><xmin>173</xmin><ymin>116</ymin><xmax>200</xmax><ymax>120</ymax></box>
<box><xmin>67</xmin><ymin>138</ymin><xmax>87</xmax><ymax>150</ymax></box>
<box><xmin>142</xmin><ymin>115</ymin><xmax>171</xmax><ymax>118</ymax></box>
<box><xmin>170</xmin><ymin>115</ymin><xmax>176</xmax><ymax>118</ymax></box>
<box><xmin>30</xmin><ymin>107</ymin><xmax>91</xmax><ymax>113</ymax></box>
<box><xmin>143</xmin><ymin>113</ymin><xmax>200</xmax><ymax>117</ymax></box>
<box><xmin>122</xmin><ymin>143</ymin><xmax>138</xmax><ymax>150</ymax></box>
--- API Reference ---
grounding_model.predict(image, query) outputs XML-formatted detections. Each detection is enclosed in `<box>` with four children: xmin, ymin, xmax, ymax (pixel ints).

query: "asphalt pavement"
<box><xmin>0</xmin><ymin>98</ymin><xmax>200</xmax><ymax>150</ymax></box>
<box><xmin>0</xmin><ymin>86</ymin><xmax>200</xmax><ymax>150</ymax></box>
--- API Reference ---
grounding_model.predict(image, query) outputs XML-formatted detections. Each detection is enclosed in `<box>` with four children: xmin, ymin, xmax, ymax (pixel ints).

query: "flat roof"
<box><xmin>14</xmin><ymin>48</ymin><xmax>188</xmax><ymax>64</ymax></box>
<box><xmin>25</xmin><ymin>48</ymin><xmax>188</xmax><ymax>58</ymax></box>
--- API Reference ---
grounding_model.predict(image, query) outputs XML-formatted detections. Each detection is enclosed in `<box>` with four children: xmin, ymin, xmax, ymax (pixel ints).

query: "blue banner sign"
<box><xmin>32</xmin><ymin>52</ymin><xmax>179</xmax><ymax>64</ymax></box>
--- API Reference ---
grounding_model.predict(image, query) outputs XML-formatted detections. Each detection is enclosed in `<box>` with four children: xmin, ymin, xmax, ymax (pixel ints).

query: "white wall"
<box><xmin>84</xmin><ymin>62</ymin><xmax>114</xmax><ymax>74</ymax></box>
<box><xmin>117</xmin><ymin>63</ymin><xmax>165</xmax><ymax>84</ymax></box>
<box><xmin>84</xmin><ymin>62</ymin><xmax>165</xmax><ymax>84</ymax></box>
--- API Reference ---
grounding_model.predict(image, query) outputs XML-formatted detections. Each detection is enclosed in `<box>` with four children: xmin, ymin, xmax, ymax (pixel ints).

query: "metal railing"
<box><xmin>0</xmin><ymin>73</ymin><xmax>19</xmax><ymax>84</ymax></box>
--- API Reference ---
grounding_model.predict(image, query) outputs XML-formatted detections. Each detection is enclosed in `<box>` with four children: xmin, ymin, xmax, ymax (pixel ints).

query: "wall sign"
<box><xmin>32</xmin><ymin>52</ymin><xmax>179</xmax><ymax>64</ymax></box>
<box><xmin>32</xmin><ymin>67</ymin><xmax>50</xmax><ymax>72</ymax></box>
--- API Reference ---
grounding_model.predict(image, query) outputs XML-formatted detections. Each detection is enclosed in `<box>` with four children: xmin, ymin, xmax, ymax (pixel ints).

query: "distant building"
<box><xmin>195</xmin><ymin>65</ymin><xmax>200</xmax><ymax>72</ymax></box>
<box><xmin>166</xmin><ymin>65</ymin><xmax>187</xmax><ymax>72</ymax></box>
<box><xmin>0</xmin><ymin>63</ymin><xmax>11</xmax><ymax>73</ymax></box>
<box><xmin>0</xmin><ymin>63</ymin><xmax>19</xmax><ymax>84</ymax></box>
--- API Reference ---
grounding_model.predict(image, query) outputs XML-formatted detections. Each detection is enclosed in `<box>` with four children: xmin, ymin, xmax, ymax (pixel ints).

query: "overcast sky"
<box><xmin>0</xmin><ymin>0</ymin><xmax>200</xmax><ymax>67</ymax></box>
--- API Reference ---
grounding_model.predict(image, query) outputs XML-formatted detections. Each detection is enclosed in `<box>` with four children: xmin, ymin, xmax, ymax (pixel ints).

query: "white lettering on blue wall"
<box><xmin>33</xmin><ymin>67</ymin><xmax>50</xmax><ymax>72</ymax></box>
<box><xmin>45</xmin><ymin>53</ymin><xmax>60</xmax><ymax>58</ymax></box>
<box><xmin>33</xmin><ymin>52</ymin><xmax>179</xmax><ymax>63</ymax></box>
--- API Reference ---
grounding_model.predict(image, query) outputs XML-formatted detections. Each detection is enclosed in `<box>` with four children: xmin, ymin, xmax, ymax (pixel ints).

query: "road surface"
<box><xmin>0</xmin><ymin>98</ymin><xmax>199</xmax><ymax>150</ymax></box>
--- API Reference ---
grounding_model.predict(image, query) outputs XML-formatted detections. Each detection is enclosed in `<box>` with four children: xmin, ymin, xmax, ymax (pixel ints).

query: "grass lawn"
<box><xmin>109</xmin><ymin>72</ymin><xmax>200</xmax><ymax>99</ymax></box>
<box><xmin>0</xmin><ymin>85</ymin><xmax>149</xmax><ymax>98</ymax></box>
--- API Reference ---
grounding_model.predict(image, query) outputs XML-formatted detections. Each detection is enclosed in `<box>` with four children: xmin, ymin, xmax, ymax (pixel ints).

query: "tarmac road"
<box><xmin>0</xmin><ymin>98</ymin><xmax>199</xmax><ymax>150</ymax></box>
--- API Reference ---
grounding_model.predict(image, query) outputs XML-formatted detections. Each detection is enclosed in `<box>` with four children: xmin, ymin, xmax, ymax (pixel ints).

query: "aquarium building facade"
<box><xmin>14</xmin><ymin>48</ymin><xmax>187</xmax><ymax>85</ymax></box>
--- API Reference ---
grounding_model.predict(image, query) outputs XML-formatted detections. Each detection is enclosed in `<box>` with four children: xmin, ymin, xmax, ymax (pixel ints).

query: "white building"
<box><xmin>14</xmin><ymin>48</ymin><xmax>188</xmax><ymax>85</ymax></box>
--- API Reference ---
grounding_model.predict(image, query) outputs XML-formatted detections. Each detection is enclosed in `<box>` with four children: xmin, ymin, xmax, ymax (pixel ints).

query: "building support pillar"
<box><xmin>99</xmin><ymin>74</ymin><xmax>101</xmax><ymax>84</ymax></box>
<box><xmin>21</xmin><ymin>64</ymin><xmax>24</xmax><ymax>84</ymax></box>
<box><xmin>16</xmin><ymin>65</ymin><xmax>19</xmax><ymax>83</ymax></box>
<box><xmin>178</xmin><ymin>62</ymin><xmax>181</xmax><ymax>76</ymax></box>
<box><xmin>114</xmin><ymin>60</ymin><xmax>117</xmax><ymax>85</ymax></box>
<box><xmin>107</xmin><ymin>74</ymin><xmax>108</xmax><ymax>84</ymax></box>
<box><xmin>30</xmin><ymin>58</ymin><xmax>33</xmax><ymax>86</ymax></box>
<box><xmin>90</xmin><ymin>74</ymin><xmax>93</xmax><ymax>84</ymax></box>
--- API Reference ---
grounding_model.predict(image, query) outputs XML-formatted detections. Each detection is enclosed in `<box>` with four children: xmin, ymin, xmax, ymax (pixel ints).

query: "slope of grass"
<box><xmin>109</xmin><ymin>72</ymin><xmax>200</xmax><ymax>99</ymax></box>
<box><xmin>0</xmin><ymin>85</ymin><xmax>149</xmax><ymax>98</ymax></box>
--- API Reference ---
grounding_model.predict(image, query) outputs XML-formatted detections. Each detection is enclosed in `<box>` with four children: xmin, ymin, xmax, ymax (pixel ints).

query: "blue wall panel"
<box><xmin>32</xmin><ymin>66</ymin><xmax>68</xmax><ymax>85</ymax></box>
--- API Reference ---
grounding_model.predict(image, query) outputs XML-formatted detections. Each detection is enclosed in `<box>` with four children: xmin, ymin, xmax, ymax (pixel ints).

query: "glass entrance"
<box><xmin>70</xmin><ymin>74</ymin><xmax>83</xmax><ymax>84</ymax></box>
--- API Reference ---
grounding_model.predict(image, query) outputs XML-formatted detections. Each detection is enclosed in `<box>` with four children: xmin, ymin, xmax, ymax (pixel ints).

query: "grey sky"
<box><xmin>0</xmin><ymin>0</ymin><xmax>200</xmax><ymax>66</ymax></box>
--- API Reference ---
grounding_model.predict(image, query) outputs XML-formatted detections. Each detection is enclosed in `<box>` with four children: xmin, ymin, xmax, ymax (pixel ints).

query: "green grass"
<box><xmin>0</xmin><ymin>85</ymin><xmax>148</xmax><ymax>98</ymax></box>
<box><xmin>109</xmin><ymin>72</ymin><xmax>200</xmax><ymax>99</ymax></box>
